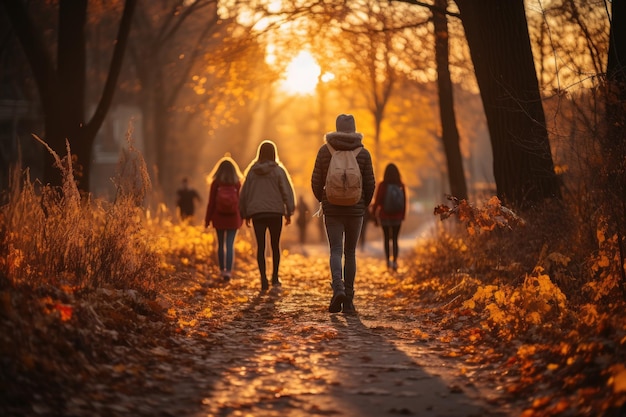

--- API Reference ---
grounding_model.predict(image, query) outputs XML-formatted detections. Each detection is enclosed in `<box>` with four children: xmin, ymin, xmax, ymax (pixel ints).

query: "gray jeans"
<box><xmin>324</xmin><ymin>215</ymin><xmax>363</xmax><ymax>294</ymax></box>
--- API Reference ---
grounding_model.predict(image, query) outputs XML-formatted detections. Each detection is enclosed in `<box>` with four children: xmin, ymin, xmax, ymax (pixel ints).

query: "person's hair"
<box><xmin>383</xmin><ymin>163</ymin><xmax>402</xmax><ymax>184</ymax></box>
<box><xmin>212</xmin><ymin>157</ymin><xmax>243</xmax><ymax>185</ymax></box>
<box><xmin>243</xmin><ymin>140</ymin><xmax>285</xmax><ymax>176</ymax></box>
<box><xmin>257</xmin><ymin>140</ymin><xmax>277</xmax><ymax>162</ymax></box>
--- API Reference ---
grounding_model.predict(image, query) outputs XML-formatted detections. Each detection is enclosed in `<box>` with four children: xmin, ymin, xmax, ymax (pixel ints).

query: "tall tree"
<box><xmin>333</xmin><ymin>1</ymin><xmax>401</xmax><ymax>177</ymax></box>
<box><xmin>605</xmin><ymin>0</ymin><xmax>626</xmax><ymax>291</ymax></box>
<box><xmin>606</xmin><ymin>0</ymin><xmax>626</xmax><ymax>151</ymax></box>
<box><xmin>528</xmin><ymin>0</ymin><xmax>609</xmax><ymax>92</ymax></box>
<box><xmin>127</xmin><ymin>0</ymin><xmax>267</xmax><ymax>196</ymax></box>
<box><xmin>357</xmin><ymin>3</ymin><xmax>400</xmax><ymax>178</ymax></box>
<box><xmin>1</xmin><ymin>0</ymin><xmax>136</xmax><ymax>192</ymax></box>
<box><xmin>307</xmin><ymin>0</ymin><xmax>429</xmax><ymax>177</ymax></box>
<box><xmin>433</xmin><ymin>0</ymin><xmax>466</xmax><ymax>199</ymax></box>
<box><xmin>453</xmin><ymin>0</ymin><xmax>561</xmax><ymax>208</ymax></box>
<box><xmin>127</xmin><ymin>0</ymin><xmax>219</xmax><ymax>189</ymax></box>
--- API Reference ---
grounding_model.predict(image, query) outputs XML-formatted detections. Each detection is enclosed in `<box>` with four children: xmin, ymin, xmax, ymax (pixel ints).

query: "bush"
<box><xmin>1</xmin><ymin>141</ymin><xmax>164</xmax><ymax>294</ymax></box>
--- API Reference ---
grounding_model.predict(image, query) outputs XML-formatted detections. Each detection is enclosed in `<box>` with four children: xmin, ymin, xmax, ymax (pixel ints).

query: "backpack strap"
<box><xmin>326</xmin><ymin>143</ymin><xmax>362</xmax><ymax>157</ymax></box>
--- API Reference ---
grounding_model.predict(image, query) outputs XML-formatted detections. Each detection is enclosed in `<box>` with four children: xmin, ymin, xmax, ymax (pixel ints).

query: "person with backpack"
<box><xmin>239</xmin><ymin>140</ymin><xmax>296</xmax><ymax>291</ymax></box>
<box><xmin>311</xmin><ymin>114</ymin><xmax>375</xmax><ymax>314</ymax></box>
<box><xmin>204</xmin><ymin>156</ymin><xmax>244</xmax><ymax>281</ymax></box>
<box><xmin>371</xmin><ymin>162</ymin><xmax>407</xmax><ymax>272</ymax></box>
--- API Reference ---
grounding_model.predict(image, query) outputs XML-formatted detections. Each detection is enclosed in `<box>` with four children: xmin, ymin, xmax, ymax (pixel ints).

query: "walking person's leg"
<box><xmin>391</xmin><ymin>224</ymin><xmax>401</xmax><ymax>270</ymax></box>
<box><xmin>224</xmin><ymin>229</ymin><xmax>237</xmax><ymax>278</ymax></box>
<box><xmin>325</xmin><ymin>215</ymin><xmax>347</xmax><ymax>312</ymax></box>
<box><xmin>268</xmin><ymin>216</ymin><xmax>283</xmax><ymax>286</ymax></box>
<box><xmin>342</xmin><ymin>216</ymin><xmax>363</xmax><ymax>314</ymax></box>
<box><xmin>382</xmin><ymin>225</ymin><xmax>392</xmax><ymax>268</ymax></box>
<box><xmin>252</xmin><ymin>218</ymin><xmax>269</xmax><ymax>290</ymax></box>
<box><xmin>216</xmin><ymin>229</ymin><xmax>226</xmax><ymax>276</ymax></box>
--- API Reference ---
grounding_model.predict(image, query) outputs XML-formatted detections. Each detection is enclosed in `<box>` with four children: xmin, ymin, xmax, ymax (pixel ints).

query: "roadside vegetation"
<box><xmin>400</xmin><ymin>193</ymin><xmax>625</xmax><ymax>415</ymax></box>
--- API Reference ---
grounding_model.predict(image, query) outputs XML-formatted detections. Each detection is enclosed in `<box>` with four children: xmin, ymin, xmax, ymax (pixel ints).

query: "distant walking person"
<box><xmin>358</xmin><ymin>208</ymin><xmax>372</xmax><ymax>251</ymax></box>
<box><xmin>176</xmin><ymin>177</ymin><xmax>201</xmax><ymax>221</ymax></box>
<box><xmin>240</xmin><ymin>140</ymin><xmax>296</xmax><ymax>291</ymax></box>
<box><xmin>371</xmin><ymin>163</ymin><xmax>407</xmax><ymax>271</ymax></box>
<box><xmin>296</xmin><ymin>196</ymin><xmax>310</xmax><ymax>245</ymax></box>
<box><xmin>204</xmin><ymin>157</ymin><xmax>244</xmax><ymax>281</ymax></box>
<box><xmin>311</xmin><ymin>114</ymin><xmax>375</xmax><ymax>314</ymax></box>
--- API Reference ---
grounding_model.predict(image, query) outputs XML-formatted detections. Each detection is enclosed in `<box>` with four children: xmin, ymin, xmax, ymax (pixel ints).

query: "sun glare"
<box><xmin>281</xmin><ymin>51</ymin><xmax>321</xmax><ymax>95</ymax></box>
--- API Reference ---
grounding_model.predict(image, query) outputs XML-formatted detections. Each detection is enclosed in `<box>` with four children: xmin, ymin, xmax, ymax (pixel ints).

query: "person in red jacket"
<box><xmin>371</xmin><ymin>163</ymin><xmax>407</xmax><ymax>271</ymax></box>
<box><xmin>205</xmin><ymin>156</ymin><xmax>244</xmax><ymax>281</ymax></box>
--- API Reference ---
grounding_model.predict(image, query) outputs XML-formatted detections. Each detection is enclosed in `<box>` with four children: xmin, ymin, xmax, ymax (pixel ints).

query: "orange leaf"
<box><xmin>54</xmin><ymin>303</ymin><xmax>73</xmax><ymax>321</ymax></box>
<box><xmin>548</xmin><ymin>399</ymin><xmax>569</xmax><ymax>413</ymax></box>
<box><xmin>532</xmin><ymin>396</ymin><xmax>550</xmax><ymax>409</ymax></box>
<box><xmin>612</xmin><ymin>368</ymin><xmax>626</xmax><ymax>393</ymax></box>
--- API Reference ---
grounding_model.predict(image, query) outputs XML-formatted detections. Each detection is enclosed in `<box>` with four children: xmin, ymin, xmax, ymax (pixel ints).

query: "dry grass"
<box><xmin>1</xmin><ymin>139</ymin><xmax>168</xmax><ymax>294</ymax></box>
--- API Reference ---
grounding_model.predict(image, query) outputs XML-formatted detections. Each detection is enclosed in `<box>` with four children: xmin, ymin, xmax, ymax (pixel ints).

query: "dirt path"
<box><xmin>22</xmin><ymin>222</ymin><xmax>529</xmax><ymax>417</ymax></box>
<box><xmin>118</xmin><ymin>245</ymin><xmax>520</xmax><ymax>417</ymax></box>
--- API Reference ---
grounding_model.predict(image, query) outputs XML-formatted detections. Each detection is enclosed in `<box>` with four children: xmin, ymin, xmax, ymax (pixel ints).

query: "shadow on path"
<box><xmin>185</xmin><ymin>253</ymin><xmax>513</xmax><ymax>417</ymax></box>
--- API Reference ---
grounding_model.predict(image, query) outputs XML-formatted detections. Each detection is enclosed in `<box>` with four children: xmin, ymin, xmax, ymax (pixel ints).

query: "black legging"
<box><xmin>252</xmin><ymin>215</ymin><xmax>283</xmax><ymax>280</ymax></box>
<box><xmin>382</xmin><ymin>224</ymin><xmax>401</xmax><ymax>262</ymax></box>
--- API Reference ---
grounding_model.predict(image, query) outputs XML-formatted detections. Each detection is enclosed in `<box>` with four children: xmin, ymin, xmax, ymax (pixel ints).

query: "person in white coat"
<box><xmin>239</xmin><ymin>140</ymin><xmax>296</xmax><ymax>291</ymax></box>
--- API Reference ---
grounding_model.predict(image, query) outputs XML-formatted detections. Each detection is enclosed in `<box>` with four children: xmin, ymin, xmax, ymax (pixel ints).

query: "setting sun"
<box><xmin>280</xmin><ymin>51</ymin><xmax>321</xmax><ymax>95</ymax></box>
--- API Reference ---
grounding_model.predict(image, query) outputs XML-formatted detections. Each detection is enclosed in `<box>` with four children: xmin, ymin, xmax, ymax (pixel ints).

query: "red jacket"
<box><xmin>371</xmin><ymin>181</ymin><xmax>407</xmax><ymax>222</ymax></box>
<box><xmin>204</xmin><ymin>180</ymin><xmax>243</xmax><ymax>230</ymax></box>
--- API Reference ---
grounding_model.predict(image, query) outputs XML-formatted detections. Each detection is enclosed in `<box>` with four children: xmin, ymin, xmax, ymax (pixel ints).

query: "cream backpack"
<box><xmin>324</xmin><ymin>144</ymin><xmax>363</xmax><ymax>206</ymax></box>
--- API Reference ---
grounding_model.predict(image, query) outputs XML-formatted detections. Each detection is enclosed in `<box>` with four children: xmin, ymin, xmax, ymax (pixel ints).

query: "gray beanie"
<box><xmin>336</xmin><ymin>114</ymin><xmax>356</xmax><ymax>133</ymax></box>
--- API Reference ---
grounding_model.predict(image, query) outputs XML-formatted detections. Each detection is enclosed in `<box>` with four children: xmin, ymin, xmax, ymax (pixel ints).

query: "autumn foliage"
<box><xmin>407</xmin><ymin>194</ymin><xmax>626</xmax><ymax>416</ymax></box>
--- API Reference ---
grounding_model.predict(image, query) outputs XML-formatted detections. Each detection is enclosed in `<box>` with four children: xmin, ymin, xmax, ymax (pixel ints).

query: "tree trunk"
<box><xmin>128</xmin><ymin>2</ymin><xmax>221</xmax><ymax>193</ymax></box>
<box><xmin>56</xmin><ymin>0</ymin><xmax>88</xmax><ymax>188</ymax></box>
<box><xmin>2</xmin><ymin>0</ymin><xmax>136</xmax><ymax>192</ymax></box>
<box><xmin>136</xmin><ymin>63</ymin><xmax>161</xmax><ymax>186</ymax></box>
<box><xmin>454</xmin><ymin>0</ymin><xmax>561</xmax><ymax>208</ymax></box>
<box><xmin>373</xmin><ymin>108</ymin><xmax>383</xmax><ymax>179</ymax></box>
<box><xmin>606</xmin><ymin>0</ymin><xmax>626</xmax><ymax>141</ymax></box>
<box><xmin>434</xmin><ymin>0</ymin><xmax>467</xmax><ymax>200</ymax></box>
<box><xmin>139</xmin><ymin>58</ymin><xmax>170</xmax><ymax>190</ymax></box>
<box><xmin>605</xmin><ymin>0</ymin><xmax>626</xmax><ymax>296</ymax></box>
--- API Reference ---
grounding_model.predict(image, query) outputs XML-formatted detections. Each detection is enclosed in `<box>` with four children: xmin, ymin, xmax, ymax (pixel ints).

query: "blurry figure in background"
<box><xmin>311</xmin><ymin>114</ymin><xmax>375</xmax><ymax>315</ymax></box>
<box><xmin>371</xmin><ymin>163</ymin><xmax>407</xmax><ymax>271</ymax></box>
<box><xmin>204</xmin><ymin>157</ymin><xmax>244</xmax><ymax>281</ymax></box>
<box><xmin>176</xmin><ymin>177</ymin><xmax>201</xmax><ymax>222</ymax></box>
<box><xmin>239</xmin><ymin>140</ymin><xmax>296</xmax><ymax>291</ymax></box>
<box><xmin>296</xmin><ymin>196</ymin><xmax>310</xmax><ymax>245</ymax></box>
<box><xmin>317</xmin><ymin>206</ymin><xmax>326</xmax><ymax>243</ymax></box>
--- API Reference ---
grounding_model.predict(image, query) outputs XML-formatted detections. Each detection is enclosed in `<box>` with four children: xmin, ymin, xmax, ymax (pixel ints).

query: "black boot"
<box><xmin>271</xmin><ymin>275</ymin><xmax>282</xmax><ymax>286</ymax></box>
<box><xmin>261</xmin><ymin>277</ymin><xmax>269</xmax><ymax>291</ymax></box>
<box><xmin>328</xmin><ymin>289</ymin><xmax>346</xmax><ymax>313</ymax></box>
<box><xmin>343</xmin><ymin>290</ymin><xmax>357</xmax><ymax>314</ymax></box>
